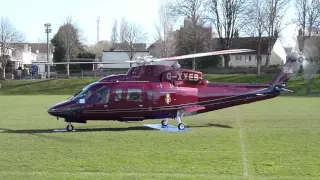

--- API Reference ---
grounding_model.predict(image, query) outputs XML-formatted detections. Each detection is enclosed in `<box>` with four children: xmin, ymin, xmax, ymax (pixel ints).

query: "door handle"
<box><xmin>139</xmin><ymin>105</ymin><xmax>143</xmax><ymax>107</ymax></box>
<box><xmin>104</xmin><ymin>105</ymin><xmax>108</xmax><ymax>108</ymax></box>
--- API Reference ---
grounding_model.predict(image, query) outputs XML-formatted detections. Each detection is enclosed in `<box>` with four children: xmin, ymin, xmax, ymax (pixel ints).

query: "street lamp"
<box><xmin>44</xmin><ymin>23</ymin><xmax>52</xmax><ymax>78</ymax></box>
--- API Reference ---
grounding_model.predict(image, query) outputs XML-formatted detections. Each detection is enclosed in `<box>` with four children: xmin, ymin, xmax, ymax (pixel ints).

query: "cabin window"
<box><xmin>126</xmin><ymin>88</ymin><xmax>142</xmax><ymax>102</ymax></box>
<box><xmin>114</xmin><ymin>88</ymin><xmax>122</xmax><ymax>101</ymax></box>
<box><xmin>236</xmin><ymin>55</ymin><xmax>242</xmax><ymax>61</ymax></box>
<box><xmin>94</xmin><ymin>87</ymin><xmax>110</xmax><ymax>104</ymax></box>
<box><xmin>147</xmin><ymin>90</ymin><xmax>153</xmax><ymax>100</ymax></box>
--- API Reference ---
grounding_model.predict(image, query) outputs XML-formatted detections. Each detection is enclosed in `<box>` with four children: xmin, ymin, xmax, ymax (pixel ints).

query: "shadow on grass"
<box><xmin>188</xmin><ymin>123</ymin><xmax>233</xmax><ymax>129</ymax></box>
<box><xmin>0</xmin><ymin>126</ymin><xmax>155</xmax><ymax>134</ymax></box>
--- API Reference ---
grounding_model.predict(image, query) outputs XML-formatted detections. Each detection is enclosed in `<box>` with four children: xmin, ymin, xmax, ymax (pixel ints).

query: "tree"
<box><xmin>51</xmin><ymin>17</ymin><xmax>83</xmax><ymax>77</ymax></box>
<box><xmin>118</xmin><ymin>19</ymin><xmax>148</xmax><ymax>67</ymax></box>
<box><xmin>154</xmin><ymin>3</ymin><xmax>175</xmax><ymax>58</ymax></box>
<box><xmin>119</xmin><ymin>17</ymin><xmax>127</xmax><ymax>44</ymax></box>
<box><xmin>244</xmin><ymin>0</ymin><xmax>268</xmax><ymax>74</ymax></box>
<box><xmin>0</xmin><ymin>17</ymin><xmax>24</xmax><ymax>79</ymax></box>
<box><xmin>205</xmin><ymin>0</ymin><xmax>249</xmax><ymax>67</ymax></box>
<box><xmin>87</xmin><ymin>40</ymin><xmax>112</xmax><ymax>59</ymax></box>
<box><xmin>263</xmin><ymin>0</ymin><xmax>290</xmax><ymax>66</ymax></box>
<box><xmin>111</xmin><ymin>19</ymin><xmax>118</xmax><ymax>46</ymax></box>
<box><xmin>167</xmin><ymin>0</ymin><xmax>212</xmax><ymax>70</ymax></box>
<box><xmin>294</xmin><ymin>0</ymin><xmax>320</xmax><ymax>95</ymax></box>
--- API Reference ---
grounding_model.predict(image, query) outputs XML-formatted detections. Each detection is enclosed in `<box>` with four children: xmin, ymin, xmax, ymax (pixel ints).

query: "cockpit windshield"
<box><xmin>71</xmin><ymin>82</ymin><xmax>98</xmax><ymax>101</ymax></box>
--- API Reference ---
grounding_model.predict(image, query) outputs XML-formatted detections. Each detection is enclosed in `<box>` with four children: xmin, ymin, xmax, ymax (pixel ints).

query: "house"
<box><xmin>3</xmin><ymin>43</ymin><xmax>54</xmax><ymax>75</ymax></box>
<box><xmin>22</xmin><ymin>43</ymin><xmax>54</xmax><ymax>75</ymax></box>
<box><xmin>10</xmin><ymin>44</ymin><xmax>37</xmax><ymax>69</ymax></box>
<box><xmin>102</xmin><ymin>50</ymin><xmax>150</xmax><ymax>69</ymax></box>
<box><xmin>147</xmin><ymin>24</ymin><xmax>177</xmax><ymax>58</ymax></box>
<box><xmin>212</xmin><ymin>37</ymin><xmax>287</xmax><ymax>67</ymax></box>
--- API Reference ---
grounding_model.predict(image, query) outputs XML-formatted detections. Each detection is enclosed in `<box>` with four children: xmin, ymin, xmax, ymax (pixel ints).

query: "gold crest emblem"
<box><xmin>165</xmin><ymin>93</ymin><xmax>171</xmax><ymax>104</ymax></box>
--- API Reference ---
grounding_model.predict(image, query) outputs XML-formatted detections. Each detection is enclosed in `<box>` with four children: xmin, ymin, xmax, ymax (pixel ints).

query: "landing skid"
<box><xmin>143</xmin><ymin>124</ymin><xmax>191</xmax><ymax>132</ymax></box>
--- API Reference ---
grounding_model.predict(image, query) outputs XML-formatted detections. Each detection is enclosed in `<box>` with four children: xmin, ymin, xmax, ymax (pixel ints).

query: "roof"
<box><xmin>15</xmin><ymin>43</ymin><xmax>54</xmax><ymax>54</ymax></box>
<box><xmin>112</xmin><ymin>41</ymin><xmax>147</xmax><ymax>51</ymax></box>
<box><xmin>102</xmin><ymin>50</ymin><xmax>149</xmax><ymax>52</ymax></box>
<box><xmin>212</xmin><ymin>37</ymin><xmax>278</xmax><ymax>54</ymax></box>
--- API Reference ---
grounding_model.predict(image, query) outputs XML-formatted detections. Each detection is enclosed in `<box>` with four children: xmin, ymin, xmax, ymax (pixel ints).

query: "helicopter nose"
<box><xmin>47</xmin><ymin>101</ymin><xmax>73</xmax><ymax>118</ymax></box>
<box><xmin>47</xmin><ymin>105</ymin><xmax>63</xmax><ymax>117</ymax></box>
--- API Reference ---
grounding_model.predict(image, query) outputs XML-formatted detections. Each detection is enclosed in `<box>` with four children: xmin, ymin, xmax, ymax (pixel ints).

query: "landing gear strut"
<box><xmin>160</xmin><ymin>109</ymin><xmax>186</xmax><ymax>130</ymax></box>
<box><xmin>66</xmin><ymin>122</ymin><xmax>74</xmax><ymax>131</ymax></box>
<box><xmin>176</xmin><ymin>109</ymin><xmax>186</xmax><ymax>130</ymax></box>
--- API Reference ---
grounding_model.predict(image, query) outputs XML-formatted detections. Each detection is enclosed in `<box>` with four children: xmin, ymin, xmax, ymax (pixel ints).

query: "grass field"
<box><xmin>1</xmin><ymin>75</ymin><xmax>320</xmax><ymax>179</ymax></box>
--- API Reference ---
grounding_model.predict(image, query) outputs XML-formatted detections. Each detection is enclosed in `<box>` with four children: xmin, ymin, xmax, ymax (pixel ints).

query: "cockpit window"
<box><xmin>94</xmin><ymin>87</ymin><xmax>110</xmax><ymax>104</ymax></box>
<box><xmin>71</xmin><ymin>82</ymin><xmax>98</xmax><ymax>101</ymax></box>
<box><xmin>72</xmin><ymin>87</ymin><xmax>92</xmax><ymax>100</ymax></box>
<box><xmin>126</xmin><ymin>88</ymin><xmax>142</xmax><ymax>102</ymax></box>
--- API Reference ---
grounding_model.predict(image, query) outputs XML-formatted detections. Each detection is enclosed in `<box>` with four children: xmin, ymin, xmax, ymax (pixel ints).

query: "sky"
<box><xmin>0</xmin><ymin>0</ymin><xmax>297</xmax><ymax>47</ymax></box>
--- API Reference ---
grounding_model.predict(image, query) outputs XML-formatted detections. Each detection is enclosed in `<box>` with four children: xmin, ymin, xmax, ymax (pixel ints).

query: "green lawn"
<box><xmin>1</xmin><ymin>74</ymin><xmax>320</xmax><ymax>179</ymax></box>
<box><xmin>0</xmin><ymin>74</ymin><xmax>320</xmax><ymax>96</ymax></box>
<box><xmin>0</xmin><ymin>96</ymin><xmax>320</xmax><ymax>179</ymax></box>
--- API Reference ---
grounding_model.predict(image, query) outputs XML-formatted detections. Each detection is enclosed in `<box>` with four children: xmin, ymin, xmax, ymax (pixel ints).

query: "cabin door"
<box><xmin>109</xmin><ymin>85</ymin><xmax>145</xmax><ymax>120</ymax></box>
<box><xmin>85</xmin><ymin>86</ymin><xmax>111</xmax><ymax>119</ymax></box>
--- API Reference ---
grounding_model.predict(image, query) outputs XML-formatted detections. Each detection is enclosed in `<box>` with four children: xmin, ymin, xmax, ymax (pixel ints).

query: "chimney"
<box><xmin>24</xmin><ymin>44</ymin><xmax>28</xmax><ymax>51</ymax></box>
<box><xmin>298</xmin><ymin>28</ymin><xmax>302</xmax><ymax>36</ymax></box>
<box><xmin>28</xmin><ymin>46</ymin><xmax>31</xmax><ymax>52</ymax></box>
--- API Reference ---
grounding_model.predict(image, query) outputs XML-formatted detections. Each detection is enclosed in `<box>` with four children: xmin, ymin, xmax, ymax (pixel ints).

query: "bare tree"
<box><xmin>294</xmin><ymin>0</ymin><xmax>320</xmax><ymax>95</ymax></box>
<box><xmin>119</xmin><ymin>17</ymin><xmax>127</xmax><ymax>43</ymax></box>
<box><xmin>87</xmin><ymin>41</ymin><xmax>112</xmax><ymax>59</ymax></box>
<box><xmin>154</xmin><ymin>3</ymin><xmax>175</xmax><ymax>58</ymax></box>
<box><xmin>111</xmin><ymin>19</ymin><xmax>118</xmax><ymax>46</ymax></box>
<box><xmin>295</xmin><ymin>0</ymin><xmax>320</xmax><ymax>51</ymax></box>
<box><xmin>51</xmin><ymin>17</ymin><xmax>83</xmax><ymax>77</ymax></box>
<box><xmin>244</xmin><ymin>0</ymin><xmax>268</xmax><ymax>74</ymax></box>
<box><xmin>263</xmin><ymin>0</ymin><xmax>290</xmax><ymax>66</ymax></box>
<box><xmin>167</xmin><ymin>0</ymin><xmax>212</xmax><ymax>70</ymax></box>
<box><xmin>205</xmin><ymin>0</ymin><xmax>249</xmax><ymax>67</ymax></box>
<box><xmin>118</xmin><ymin>20</ymin><xmax>148</xmax><ymax>67</ymax></box>
<box><xmin>0</xmin><ymin>16</ymin><xmax>24</xmax><ymax>79</ymax></box>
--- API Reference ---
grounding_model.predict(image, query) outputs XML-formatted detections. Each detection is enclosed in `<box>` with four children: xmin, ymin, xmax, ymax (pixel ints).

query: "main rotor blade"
<box><xmin>154</xmin><ymin>49</ymin><xmax>255</xmax><ymax>61</ymax></box>
<box><xmin>30</xmin><ymin>61</ymin><xmax>128</xmax><ymax>65</ymax></box>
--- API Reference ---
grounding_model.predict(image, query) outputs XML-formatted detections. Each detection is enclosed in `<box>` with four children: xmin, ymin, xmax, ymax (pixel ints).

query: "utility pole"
<box><xmin>44</xmin><ymin>23</ymin><xmax>52</xmax><ymax>78</ymax></box>
<box><xmin>97</xmin><ymin>16</ymin><xmax>100</xmax><ymax>43</ymax></box>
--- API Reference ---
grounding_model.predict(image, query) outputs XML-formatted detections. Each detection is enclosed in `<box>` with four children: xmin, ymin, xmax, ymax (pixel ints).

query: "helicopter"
<box><xmin>46</xmin><ymin>49</ymin><xmax>303</xmax><ymax>131</ymax></box>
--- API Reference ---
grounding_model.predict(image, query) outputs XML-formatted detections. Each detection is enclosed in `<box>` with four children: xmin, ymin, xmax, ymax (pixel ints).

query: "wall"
<box><xmin>36</xmin><ymin>53</ymin><xmax>53</xmax><ymax>62</ymax></box>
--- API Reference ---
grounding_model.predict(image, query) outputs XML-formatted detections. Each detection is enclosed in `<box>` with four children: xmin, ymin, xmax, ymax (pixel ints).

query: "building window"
<box><xmin>245</xmin><ymin>55</ymin><xmax>252</xmax><ymax>62</ymax></box>
<box><xmin>236</xmin><ymin>55</ymin><xmax>241</xmax><ymax>61</ymax></box>
<box><xmin>147</xmin><ymin>91</ymin><xmax>153</xmax><ymax>100</ymax></box>
<box><xmin>126</xmin><ymin>88</ymin><xmax>142</xmax><ymax>102</ymax></box>
<box><xmin>114</xmin><ymin>89</ymin><xmax>122</xmax><ymax>101</ymax></box>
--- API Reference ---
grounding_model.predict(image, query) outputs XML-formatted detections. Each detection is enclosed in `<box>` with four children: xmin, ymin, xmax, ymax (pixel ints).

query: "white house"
<box><xmin>2</xmin><ymin>43</ymin><xmax>54</xmax><ymax>75</ymax></box>
<box><xmin>225</xmin><ymin>37</ymin><xmax>286</xmax><ymax>67</ymax></box>
<box><xmin>15</xmin><ymin>43</ymin><xmax>54</xmax><ymax>75</ymax></box>
<box><xmin>203</xmin><ymin>37</ymin><xmax>286</xmax><ymax>67</ymax></box>
<box><xmin>102</xmin><ymin>50</ymin><xmax>151</xmax><ymax>68</ymax></box>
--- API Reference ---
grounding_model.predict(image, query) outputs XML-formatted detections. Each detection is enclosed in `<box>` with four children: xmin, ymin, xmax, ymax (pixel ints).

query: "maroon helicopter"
<box><xmin>47</xmin><ymin>49</ymin><xmax>303</xmax><ymax>131</ymax></box>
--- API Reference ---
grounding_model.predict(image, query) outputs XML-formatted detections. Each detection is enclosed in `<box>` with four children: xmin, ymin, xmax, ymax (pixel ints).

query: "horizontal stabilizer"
<box><xmin>184</xmin><ymin>105</ymin><xmax>205</xmax><ymax>113</ymax></box>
